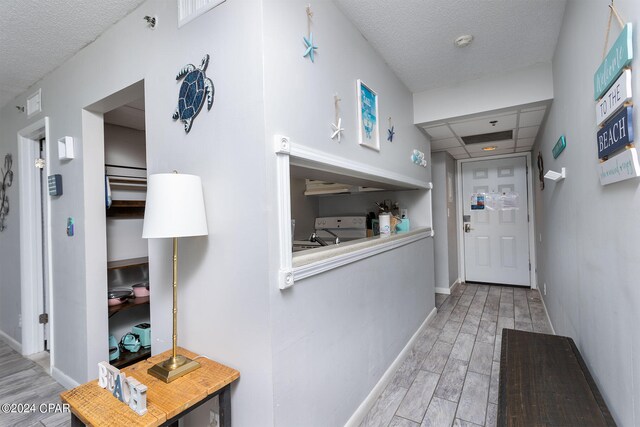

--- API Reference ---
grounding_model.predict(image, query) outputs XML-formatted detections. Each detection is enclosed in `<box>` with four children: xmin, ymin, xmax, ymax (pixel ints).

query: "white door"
<box><xmin>462</xmin><ymin>157</ymin><xmax>530</xmax><ymax>286</ymax></box>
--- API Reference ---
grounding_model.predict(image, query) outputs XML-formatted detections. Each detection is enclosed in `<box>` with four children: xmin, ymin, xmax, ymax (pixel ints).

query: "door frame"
<box><xmin>18</xmin><ymin>117</ymin><xmax>55</xmax><ymax>364</ymax></box>
<box><xmin>455</xmin><ymin>152</ymin><xmax>537</xmax><ymax>289</ymax></box>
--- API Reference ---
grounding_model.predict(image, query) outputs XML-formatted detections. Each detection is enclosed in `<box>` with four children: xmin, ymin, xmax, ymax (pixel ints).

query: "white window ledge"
<box><xmin>292</xmin><ymin>227</ymin><xmax>433</xmax><ymax>282</ymax></box>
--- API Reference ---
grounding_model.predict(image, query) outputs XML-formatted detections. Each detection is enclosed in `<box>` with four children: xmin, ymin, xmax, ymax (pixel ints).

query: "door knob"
<box><xmin>464</xmin><ymin>223</ymin><xmax>473</xmax><ymax>233</ymax></box>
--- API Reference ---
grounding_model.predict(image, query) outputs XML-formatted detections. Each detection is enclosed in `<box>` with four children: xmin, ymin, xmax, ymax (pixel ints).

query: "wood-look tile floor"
<box><xmin>360</xmin><ymin>283</ymin><xmax>553</xmax><ymax>427</ymax></box>
<box><xmin>0</xmin><ymin>340</ymin><xmax>69</xmax><ymax>427</ymax></box>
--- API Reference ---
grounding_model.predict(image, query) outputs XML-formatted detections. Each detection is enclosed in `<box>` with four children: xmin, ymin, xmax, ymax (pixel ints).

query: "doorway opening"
<box><xmin>18</xmin><ymin>117</ymin><xmax>54</xmax><ymax>371</ymax></box>
<box><xmin>456</xmin><ymin>153</ymin><xmax>536</xmax><ymax>288</ymax></box>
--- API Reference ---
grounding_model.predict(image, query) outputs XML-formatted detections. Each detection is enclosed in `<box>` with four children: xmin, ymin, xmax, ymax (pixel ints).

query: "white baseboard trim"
<box><xmin>52</xmin><ymin>367</ymin><xmax>80</xmax><ymax>390</ymax></box>
<box><xmin>0</xmin><ymin>329</ymin><xmax>22</xmax><ymax>353</ymax></box>
<box><xmin>344</xmin><ymin>307</ymin><xmax>438</xmax><ymax>427</ymax></box>
<box><xmin>538</xmin><ymin>292</ymin><xmax>556</xmax><ymax>335</ymax></box>
<box><xmin>435</xmin><ymin>278</ymin><xmax>461</xmax><ymax>295</ymax></box>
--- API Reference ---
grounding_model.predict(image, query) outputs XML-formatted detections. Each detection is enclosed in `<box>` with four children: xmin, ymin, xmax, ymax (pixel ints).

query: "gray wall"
<box><xmin>431</xmin><ymin>152</ymin><xmax>458</xmax><ymax>291</ymax></box>
<box><xmin>534</xmin><ymin>1</ymin><xmax>640</xmax><ymax>425</ymax></box>
<box><xmin>262</xmin><ymin>1</ymin><xmax>434</xmax><ymax>425</ymax></box>
<box><xmin>0</xmin><ymin>0</ymin><xmax>436</xmax><ymax>425</ymax></box>
<box><xmin>0</xmin><ymin>0</ymin><xmax>275</xmax><ymax>425</ymax></box>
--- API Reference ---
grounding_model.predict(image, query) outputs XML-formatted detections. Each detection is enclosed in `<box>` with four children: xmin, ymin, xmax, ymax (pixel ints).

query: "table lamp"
<box><xmin>142</xmin><ymin>172</ymin><xmax>208</xmax><ymax>382</ymax></box>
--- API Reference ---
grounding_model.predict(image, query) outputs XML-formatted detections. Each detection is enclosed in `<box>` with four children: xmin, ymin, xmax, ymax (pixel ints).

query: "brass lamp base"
<box><xmin>147</xmin><ymin>354</ymin><xmax>200</xmax><ymax>383</ymax></box>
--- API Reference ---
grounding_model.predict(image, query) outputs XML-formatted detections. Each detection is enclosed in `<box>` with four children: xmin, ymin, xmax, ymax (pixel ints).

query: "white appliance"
<box><xmin>314</xmin><ymin>216</ymin><xmax>367</xmax><ymax>241</ymax></box>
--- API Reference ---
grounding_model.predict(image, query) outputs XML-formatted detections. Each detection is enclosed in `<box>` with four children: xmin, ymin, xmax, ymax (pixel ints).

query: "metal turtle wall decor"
<box><xmin>172</xmin><ymin>54</ymin><xmax>215</xmax><ymax>133</ymax></box>
<box><xmin>0</xmin><ymin>154</ymin><xmax>14</xmax><ymax>232</ymax></box>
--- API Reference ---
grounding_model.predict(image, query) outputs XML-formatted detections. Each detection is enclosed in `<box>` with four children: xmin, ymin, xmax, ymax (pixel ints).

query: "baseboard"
<box><xmin>344</xmin><ymin>307</ymin><xmax>438</xmax><ymax>427</ymax></box>
<box><xmin>0</xmin><ymin>329</ymin><xmax>22</xmax><ymax>353</ymax></box>
<box><xmin>52</xmin><ymin>367</ymin><xmax>80</xmax><ymax>390</ymax></box>
<box><xmin>538</xmin><ymin>292</ymin><xmax>556</xmax><ymax>335</ymax></box>
<box><xmin>435</xmin><ymin>278</ymin><xmax>461</xmax><ymax>295</ymax></box>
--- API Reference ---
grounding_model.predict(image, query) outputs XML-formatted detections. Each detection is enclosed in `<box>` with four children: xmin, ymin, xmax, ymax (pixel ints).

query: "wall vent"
<box><xmin>26</xmin><ymin>89</ymin><xmax>42</xmax><ymax>117</ymax></box>
<box><xmin>178</xmin><ymin>0</ymin><xmax>226</xmax><ymax>28</ymax></box>
<box><xmin>461</xmin><ymin>130</ymin><xmax>513</xmax><ymax>145</ymax></box>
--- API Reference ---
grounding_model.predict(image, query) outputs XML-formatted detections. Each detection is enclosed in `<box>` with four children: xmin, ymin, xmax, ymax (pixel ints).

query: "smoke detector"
<box><xmin>455</xmin><ymin>35</ymin><xmax>474</xmax><ymax>48</ymax></box>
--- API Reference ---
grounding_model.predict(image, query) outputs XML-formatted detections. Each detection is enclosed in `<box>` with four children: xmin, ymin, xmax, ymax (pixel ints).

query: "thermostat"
<box><xmin>48</xmin><ymin>174</ymin><xmax>63</xmax><ymax>196</ymax></box>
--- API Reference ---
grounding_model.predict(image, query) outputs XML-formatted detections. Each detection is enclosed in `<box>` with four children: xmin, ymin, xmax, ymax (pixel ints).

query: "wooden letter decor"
<box><xmin>597</xmin><ymin>106</ymin><xmax>634</xmax><ymax>159</ymax></box>
<box><xmin>97</xmin><ymin>362</ymin><xmax>148</xmax><ymax>416</ymax></box>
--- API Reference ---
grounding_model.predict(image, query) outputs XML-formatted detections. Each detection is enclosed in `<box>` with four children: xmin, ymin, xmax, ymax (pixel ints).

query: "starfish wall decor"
<box><xmin>387</xmin><ymin>117</ymin><xmax>395</xmax><ymax>142</ymax></box>
<box><xmin>330</xmin><ymin>94</ymin><xmax>344</xmax><ymax>142</ymax></box>
<box><xmin>302</xmin><ymin>4</ymin><xmax>318</xmax><ymax>62</ymax></box>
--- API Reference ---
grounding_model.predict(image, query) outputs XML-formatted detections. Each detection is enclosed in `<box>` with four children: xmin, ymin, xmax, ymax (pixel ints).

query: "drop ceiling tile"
<box><xmin>465</xmin><ymin>140</ymin><xmax>515</xmax><ymax>153</ymax></box>
<box><xmin>449</xmin><ymin>110</ymin><xmax>518</xmax><ymax>124</ymax></box>
<box><xmin>516</xmin><ymin>138</ymin><xmax>535</xmax><ymax>147</ymax></box>
<box><xmin>432</xmin><ymin>138</ymin><xmax>462</xmax><ymax>151</ymax></box>
<box><xmin>446</xmin><ymin>146</ymin><xmax>469</xmax><ymax>155</ymax></box>
<box><xmin>450</xmin><ymin>114</ymin><xmax>517</xmax><ymax>137</ymax></box>
<box><xmin>517</xmin><ymin>126</ymin><xmax>539</xmax><ymax>139</ymax></box>
<box><xmin>519</xmin><ymin>109</ymin><xmax>546</xmax><ymax>127</ymax></box>
<box><xmin>469</xmin><ymin>148</ymin><xmax>516</xmax><ymax>158</ymax></box>
<box><xmin>423</xmin><ymin>125</ymin><xmax>454</xmax><ymax>140</ymax></box>
<box><xmin>521</xmin><ymin>105</ymin><xmax>547</xmax><ymax>113</ymax></box>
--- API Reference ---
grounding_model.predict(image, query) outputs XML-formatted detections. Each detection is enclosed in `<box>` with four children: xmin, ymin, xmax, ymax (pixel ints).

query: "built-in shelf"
<box><xmin>112</xmin><ymin>346</ymin><xmax>151</xmax><ymax>369</ymax></box>
<box><xmin>106</xmin><ymin>200</ymin><xmax>145</xmax><ymax>218</ymax></box>
<box><xmin>108</xmin><ymin>296</ymin><xmax>149</xmax><ymax>318</ymax></box>
<box><xmin>107</xmin><ymin>257</ymin><xmax>149</xmax><ymax>270</ymax></box>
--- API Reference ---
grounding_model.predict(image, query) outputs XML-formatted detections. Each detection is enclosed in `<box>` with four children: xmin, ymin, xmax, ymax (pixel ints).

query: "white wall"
<box><xmin>105</xmin><ymin>124</ymin><xmax>147</xmax><ymax>261</ymax></box>
<box><xmin>534</xmin><ymin>1</ymin><xmax>640</xmax><ymax>425</ymax></box>
<box><xmin>431</xmin><ymin>152</ymin><xmax>458</xmax><ymax>292</ymax></box>
<box><xmin>0</xmin><ymin>1</ymin><xmax>274</xmax><ymax>425</ymax></box>
<box><xmin>262</xmin><ymin>1</ymin><xmax>434</xmax><ymax>425</ymax></box>
<box><xmin>414</xmin><ymin>63</ymin><xmax>554</xmax><ymax>126</ymax></box>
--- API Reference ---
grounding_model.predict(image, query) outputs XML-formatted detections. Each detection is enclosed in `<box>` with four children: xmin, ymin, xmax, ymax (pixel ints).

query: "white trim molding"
<box><xmin>0</xmin><ymin>329</ymin><xmax>22</xmax><ymax>353</ymax></box>
<box><xmin>51</xmin><ymin>367</ymin><xmax>80</xmax><ymax>390</ymax></box>
<box><xmin>274</xmin><ymin>135</ymin><xmax>433</xmax><ymax>290</ymax></box>
<box><xmin>435</xmin><ymin>278</ymin><xmax>461</xmax><ymax>295</ymax></box>
<box><xmin>18</xmin><ymin>117</ymin><xmax>53</xmax><ymax>357</ymax></box>
<box><xmin>293</xmin><ymin>228</ymin><xmax>432</xmax><ymax>282</ymax></box>
<box><xmin>345</xmin><ymin>307</ymin><xmax>437</xmax><ymax>427</ymax></box>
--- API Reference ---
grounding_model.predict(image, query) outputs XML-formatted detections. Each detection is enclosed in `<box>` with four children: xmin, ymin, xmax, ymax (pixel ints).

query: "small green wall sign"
<box><xmin>594</xmin><ymin>23</ymin><xmax>633</xmax><ymax>100</ymax></box>
<box><xmin>552</xmin><ymin>135</ymin><xmax>566</xmax><ymax>159</ymax></box>
<box><xmin>551</xmin><ymin>135</ymin><xmax>567</xmax><ymax>159</ymax></box>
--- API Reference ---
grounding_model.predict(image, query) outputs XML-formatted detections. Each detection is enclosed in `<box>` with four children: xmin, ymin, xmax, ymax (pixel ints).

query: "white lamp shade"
<box><xmin>142</xmin><ymin>173</ymin><xmax>208</xmax><ymax>238</ymax></box>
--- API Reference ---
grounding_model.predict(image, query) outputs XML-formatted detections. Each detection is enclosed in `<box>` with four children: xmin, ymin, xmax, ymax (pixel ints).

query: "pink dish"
<box><xmin>133</xmin><ymin>283</ymin><xmax>150</xmax><ymax>297</ymax></box>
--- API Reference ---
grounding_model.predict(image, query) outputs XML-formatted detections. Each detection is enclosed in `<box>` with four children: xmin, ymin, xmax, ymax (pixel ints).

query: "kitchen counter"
<box><xmin>292</xmin><ymin>227</ymin><xmax>432</xmax><ymax>273</ymax></box>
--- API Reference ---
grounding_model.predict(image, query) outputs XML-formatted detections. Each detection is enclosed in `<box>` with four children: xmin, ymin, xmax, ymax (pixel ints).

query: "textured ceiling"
<box><xmin>334</xmin><ymin>0</ymin><xmax>566</xmax><ymax>92</ymax></box>
<box><xmin>424</xmin><ymin>103</ymin><xmax>549</xmax><ymax>159</ymax></box>
<box><xmin>0</xmin><ymin>0</ymin><xmax>146</xmax><ymax>109</ymax></box>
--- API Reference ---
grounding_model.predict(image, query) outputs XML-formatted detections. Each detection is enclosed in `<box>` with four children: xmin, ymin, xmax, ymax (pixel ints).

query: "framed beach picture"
<box><xmin>356</xmin><ymin>79</ymin><xmax>380</xmax><ymax>151</ymax></box>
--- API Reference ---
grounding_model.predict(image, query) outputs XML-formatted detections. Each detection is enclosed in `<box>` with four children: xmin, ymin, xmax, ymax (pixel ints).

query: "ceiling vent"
<box><xmin>178</xmin><ymin>0</ymin><xmax>226</xmax><ymax>28</ymax></box>
<box><xmin>462</xmin><ymin>130</ymin><xmax>513</xmax><ymax>145</ymax></box>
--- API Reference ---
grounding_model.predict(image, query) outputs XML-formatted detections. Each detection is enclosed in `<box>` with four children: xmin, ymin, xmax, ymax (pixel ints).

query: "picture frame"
<box><xmin>356</xmin><ymin>79</ymin><xmax>380</xmax><ymax>151</ymax></box>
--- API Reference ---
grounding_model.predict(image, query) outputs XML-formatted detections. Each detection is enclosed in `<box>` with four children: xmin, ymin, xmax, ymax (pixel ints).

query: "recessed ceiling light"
<box><xmin>482</xmin><ymin>146</ymin><xmax>497</xmax><ymax>151</ymax></box>
<box><xmin>455</xmin><ymin>35</ymin><xmax>474</xmax><ymax>48</ymax></box>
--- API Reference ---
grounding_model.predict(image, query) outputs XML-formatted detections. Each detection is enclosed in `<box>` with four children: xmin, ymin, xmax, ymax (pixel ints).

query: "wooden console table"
<box><xmin>60</xmin><ymin>347</ymin><xmax>240</xmax><ymax>426</ymax></box>
<box><xmin>498</xmin><ymin>329</ymin><xmax>615</xmax><ymax>426</ymax></box>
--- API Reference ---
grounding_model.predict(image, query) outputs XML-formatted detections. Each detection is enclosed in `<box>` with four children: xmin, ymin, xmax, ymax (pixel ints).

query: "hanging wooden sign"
<box><xmin>598</xmin><ymin>147</ymin><xmax>640</xmax><ymax>185</ymax></box>
<box><xmin>594</xmin><ymin>23</ymin><xmax>633</xmax><ymax>100</ymax></box>
<box><xmin>596</xmin><ymin>69</ymin><xmax>632</xmax><ymax>126</ymax></box>
<box><xmin>596</xmin><ymin>106</ymin><xmax>634</xmax><ymax>159</ymax></box>
<box><xmin>552</xmin><ymin>135</ymin><xmax>566</xmax><ymax>159</ymax></box>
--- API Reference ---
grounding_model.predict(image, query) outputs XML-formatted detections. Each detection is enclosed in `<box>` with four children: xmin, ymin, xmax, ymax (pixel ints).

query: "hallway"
<box><xmin>361</xmin><ymin>283</ymin><xmax>553</xmax><ymax>427</ymax></box>
<box><xmin>0</xmin><ymin>340</ymin><xmax>67</xmax><ymax>427</ymax></box>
